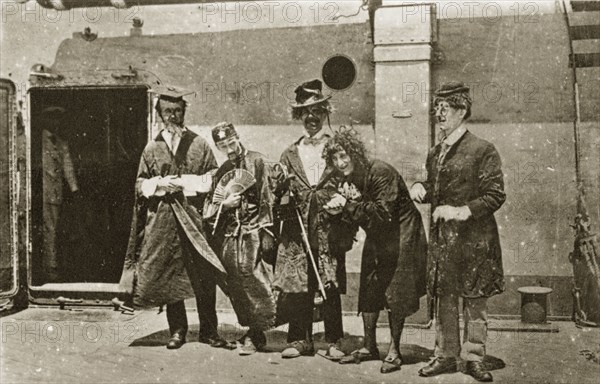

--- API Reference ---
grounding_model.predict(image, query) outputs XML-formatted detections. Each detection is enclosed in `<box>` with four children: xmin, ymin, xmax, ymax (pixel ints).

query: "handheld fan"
<box><xmin>211</xmin><ymin>169</ymin><xmax>256</xmax><ymax>235</ymax></box>
<box><xmin>212</xmin><ymin>168</ymin><xmax>256</xmax><ymax>204</ymax></box>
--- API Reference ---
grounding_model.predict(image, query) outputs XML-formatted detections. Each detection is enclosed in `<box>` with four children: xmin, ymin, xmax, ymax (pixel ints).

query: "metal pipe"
<box><xmin>561</xmin><ymin>0</ymin><xmax>584</xmax><ymax>207</ymax></box>
<box><xmin>35</xmin><ymin>0</ymin><xmax>246</xmax><ymax>10</ymax></box>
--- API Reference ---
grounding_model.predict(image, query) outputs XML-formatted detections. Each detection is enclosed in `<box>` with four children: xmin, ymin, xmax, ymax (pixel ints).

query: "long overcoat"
<box><xmin>421</xmin><ymin>131</ymin><xmax>506</xmax><ymax>298</ymax></box>
<box><xmin>204</xmin><ymin>149</ymin><xmax>277</xmax><ymax>331</ymax></box>
<box><xmin>119</xmin><ymin>129</ymin><xmax>221</xmax><ymax>308</ymax></box>
<box><xmin>272</xmin><ymin>137</ymin><xmax>347</xmax><ymax>295</ymax></box>
<box><xmin>340</xmin><ymin>160</ymin><xmax>428</xmax><ymax>317</ymax></box>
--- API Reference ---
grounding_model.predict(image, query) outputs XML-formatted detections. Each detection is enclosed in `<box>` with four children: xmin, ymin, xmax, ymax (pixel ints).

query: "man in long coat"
<box><xmin>119</xmin><ymin>86</ymin><xmax>230</xmax><ymax>350</ymax></box>
<box><xmin>204</xmin><ymin>122</ymin><xmax>277</xmax><ymax>355</ymax></box>
<box><xmin>411</xmin><ymin>82</ymin><xmax>506</xmax><ymax>382</ymax></box>
<box><xmin>273</xmin><ymin>79</ymin><xmax>350</xmax><ymax>359</ymax></box>
<box><xmin>39</xmin><ymin>106</ymin><xmax>80</xmax><ymax>283</ymax></box>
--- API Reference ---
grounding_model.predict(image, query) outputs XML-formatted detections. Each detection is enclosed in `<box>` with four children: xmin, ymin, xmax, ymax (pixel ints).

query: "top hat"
<box><xmin>212</xmin><ymin>122</ymin><xmax>238</xmax><ymax>143</ymax></box>
<box><xmin>290</xmin><ymin>79</ymin><xmax>332</xmax><ymax>108</ymax></box>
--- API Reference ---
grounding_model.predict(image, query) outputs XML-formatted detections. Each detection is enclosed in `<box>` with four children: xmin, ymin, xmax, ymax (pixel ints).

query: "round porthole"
<box><xmin>322</xmin><ymin>55</ymin><xmax>356</xmax><ymax>91</ymax></box>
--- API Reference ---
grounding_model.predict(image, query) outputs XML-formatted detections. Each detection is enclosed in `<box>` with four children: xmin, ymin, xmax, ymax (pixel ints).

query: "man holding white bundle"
<box><xmin>120</xmin><ymin>86</ymin><xmax>232</xmax><ymax>350</ymax></box>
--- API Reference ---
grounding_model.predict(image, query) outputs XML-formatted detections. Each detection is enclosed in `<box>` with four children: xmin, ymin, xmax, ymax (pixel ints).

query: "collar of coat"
<box><xmin>433</xmin><ymin>129</ymin><xmax>472</xmax><ymax>162</ymax></box>
<box><xmin>293</xmin><ymin>132</ymin><xmax>330</xmax><ymax>146</ymax></box>
<box><xmin>440</xmin><ymin>125</ymin><xmax>467</xmax><ymax>147</ymax></box>
<box><xmin>283</xmin><ymin>135</ymin><xmax>334</xmax><ymax>189</ymax></box>
<box><xmin>154</xmin><ymin>127</ymin><xmax>197</xmax><ymax>168</ymax></box>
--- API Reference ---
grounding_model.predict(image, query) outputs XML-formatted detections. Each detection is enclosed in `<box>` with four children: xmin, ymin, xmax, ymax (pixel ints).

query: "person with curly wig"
<box><xmin>322</xmin><ymin>128</ymin><xmax>428</xmax><ymax>373</ymax></box>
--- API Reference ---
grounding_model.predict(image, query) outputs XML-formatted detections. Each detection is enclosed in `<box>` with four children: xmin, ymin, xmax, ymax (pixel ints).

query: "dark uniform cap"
<box><xmin>434</xmin><ymin>81</ymin><xmax>470</xmax><ymax>97</ymax></box>
<box><xmin>290</xmin><ymin>79</ymin><xmax>332</xmax><ymax>108</ymax></box>
<box><xmin>212</xmin><ymin>122</ymin><xmax>238</xmax><ymax>143</ymax></box>
<box><xmin>434</xmin><ymin>81</ymin><xmax>472</xmax><ymax>119</ymax></box>
<box><xmin>39</xmin><ymin>106</ymin><xmax>66</xmax><ymax>120</ymax></box>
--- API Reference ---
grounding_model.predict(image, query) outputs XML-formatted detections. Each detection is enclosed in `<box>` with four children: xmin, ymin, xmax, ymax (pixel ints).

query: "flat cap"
<box><xmin>434</xmin><ymin>81</ymin><xmax>470</xmax><ymax>97</ymax></box>
<box><xmin>150</xmin><ymin>84</ymin><xmax>195</xmax><ymax>101</ymax></box>
<box><xmin>39</xmin><ymin>106</ymin><xmax>66</xmax><ymax>119</ymax></box>
<box><xmin>212</xmin><ymin>122</ymin><xmax>238</xmax><ymax>143</ymax></box>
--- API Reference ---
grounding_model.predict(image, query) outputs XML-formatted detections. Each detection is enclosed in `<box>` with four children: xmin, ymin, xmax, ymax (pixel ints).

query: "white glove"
<box><xmin>432</xmin><ymin>205</ymin><xmax>472</xmax><ymax>222</ymax></box>
<box><xmin>324</xmin><ymin>193</ymin><xmax>347</xmax><ymax>209</ymax></box>
<box><xmin>323</xmin><ymin>193</ymin><xmax>347</xmax><ymax>215</ymax></box>
<box><xmin>410</xmin><ymin>183</ymin><xmax>427</xmax><ymax>203</ymax></box>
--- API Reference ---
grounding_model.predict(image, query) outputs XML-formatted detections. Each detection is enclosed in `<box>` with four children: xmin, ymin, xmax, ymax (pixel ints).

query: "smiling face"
<box><xmin>331</xmin><ymin>148</ymin><xmax>354</xmax><ymax>176</ymax></box>
<box><xmin>215</xmin><ymin>135</ymin><xmax>243</xmax><ymax>162</ymax></box>
<box><xmin>434</xmin><ymin>100</ymin><xmax>466</xmax><ymax>137</ymax></box>
<box><xmin>300</xmin><ymin>104</ymin><xmax>328</xmax><ymax>137</ymax></box>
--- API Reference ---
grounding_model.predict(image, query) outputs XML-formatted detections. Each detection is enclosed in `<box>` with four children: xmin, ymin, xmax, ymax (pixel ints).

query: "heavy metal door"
<box><xmin>0</xmin><ymin>79</ymin><xmax>19</xmax><ymax>302</ymax></box>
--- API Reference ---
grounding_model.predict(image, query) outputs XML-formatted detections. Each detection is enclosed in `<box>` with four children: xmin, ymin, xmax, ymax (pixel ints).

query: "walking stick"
<box><xmin>212</xmin><ymin>202</ymin><xmax>223</xmax><ymax>236</ymax></box>
<box><xmin>291</xmin><ymin>191</ymin><xmax>328</xmax><ymax>301</ymax></box>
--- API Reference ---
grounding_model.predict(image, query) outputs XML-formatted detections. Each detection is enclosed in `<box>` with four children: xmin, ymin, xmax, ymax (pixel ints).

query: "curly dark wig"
<box><xmin>290</xmin><ymin>100</ymin><xmax>332</xmax><ymax>121</ymax></box>
<box><xmin>322</xmin><ymin>127</ymin><xmax>370</xmax><ymax>173</ymax></box>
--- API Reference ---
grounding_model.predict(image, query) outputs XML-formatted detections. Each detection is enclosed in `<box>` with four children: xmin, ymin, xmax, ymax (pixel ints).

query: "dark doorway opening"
<box><xmin>29</xmin><ymin>87</ymin><xmax>148</xmax><ymax>286</ymax></box>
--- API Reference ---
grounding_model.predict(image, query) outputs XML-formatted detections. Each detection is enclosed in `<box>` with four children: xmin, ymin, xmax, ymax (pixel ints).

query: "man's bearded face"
<box><xmin>216</xmin><ymin>136</ymin><xmax>242</xmax><ymax>162</ymax></box>
<box><xmin>158</xmin><ymin>99</ymin><xmax>185</xmax><ymax>129</ymax></box>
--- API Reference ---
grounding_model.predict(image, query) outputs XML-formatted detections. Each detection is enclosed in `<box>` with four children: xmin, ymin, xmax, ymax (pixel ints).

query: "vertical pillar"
<box><xmin>373</xmin><ymin>3</ymin><xmax>435</xmax><ymax>187</ymax></box>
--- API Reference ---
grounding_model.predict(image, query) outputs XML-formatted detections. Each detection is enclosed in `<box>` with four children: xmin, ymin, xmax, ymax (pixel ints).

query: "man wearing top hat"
<box><xmin>39</xmin><ymin>106</ymin><xmax>80</xmax><ymax>283</ymax></box>
<box><xmin>273</xmin><ymin>79</ymin><xmax>354</xmax><ymax>359</ymax></box>
<box><xmin>203</xmin><ymin>122</ymin><xmax>278</xmax><ymax>355</ymax></box>
<box><xmin>120</xmin><ymin>86</ymin><xmax>232</xmax><ymax>350</ymax></box>
<box><xmin>410</xmin><ymin>82</ymin><xmax>506</xmax><ymax>382</ymax></box>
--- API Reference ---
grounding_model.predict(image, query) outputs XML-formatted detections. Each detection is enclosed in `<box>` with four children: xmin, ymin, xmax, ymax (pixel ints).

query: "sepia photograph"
<box><xmin>0</xmin><ymin>0</ymin><xmax>599</xmax><ymax>383</ymax></box>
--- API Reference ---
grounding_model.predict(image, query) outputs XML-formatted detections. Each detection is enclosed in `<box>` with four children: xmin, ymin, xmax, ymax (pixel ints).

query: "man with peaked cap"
<box><xmin>203</xmin><ymin>122</ymin><xmax>277</xmax><ymax>355</ymax></box>
<box><xmin>120</xmin><ymin>85</ymin><xmax>233</xmax><ymax>350</ymax></box>
<box><xmin>39</xmin><ymin>106</ymin><xmax>80</xmax><ymax>283</ymax></box>
<box><xmin>273</xmin><ymin>79</ymin><xmax>354</xmax><ymax>359</ymax></box>
<box><xmin>410</xmin><ymin>82</ymin><xmax>506</xmax><ymax>382</ymax></box>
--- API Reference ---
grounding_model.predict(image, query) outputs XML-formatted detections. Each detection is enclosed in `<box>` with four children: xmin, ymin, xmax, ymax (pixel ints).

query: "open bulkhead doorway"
<box><xmin>28</xmin><ymin>87</ymin><xmax>148</xmax><ymax>293</ymax></box>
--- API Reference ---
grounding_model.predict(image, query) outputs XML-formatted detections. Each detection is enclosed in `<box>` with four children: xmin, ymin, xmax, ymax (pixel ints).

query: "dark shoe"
<box><xmin>199</xmin><ymin>335</ymin><xmax>236</xmax><ymax>350</ymax></box>
<box><xmin>418</xmin><ymin>357</ymin><xmax>457</xmax><ymax>377</ymax></box>
<box><xmin>339</xmin><ymin>348</ymin><xmax>380</xmax><ymax>365</ymax></box>
<box><xmin>281</xmin><ymin>340</ymin><xmax>315</xmax><ymax>358</ymax></box>
<box><xmin>166</xmin><ymin>332</ymin><xmax>186</xmax><ymax>349</ymax></box>
<box><xmin>380</xmin><ymin>355</ymin><xmax>402</xmax><ymax>374</ymax></box>
<box><xmin>466</xmin><ymin>361</ymin><xmax>493</xmax><ymax>382</ymax></box>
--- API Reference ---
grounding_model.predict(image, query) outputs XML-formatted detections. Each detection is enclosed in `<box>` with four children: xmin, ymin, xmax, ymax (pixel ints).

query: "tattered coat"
<box><xmin>119</xmin><ymin>129</ymin><xmax>221</xmax><ymax>308</ymax></box>
<box><xmin>204</xmin><ymin>150</ymin><xmax>277</xmax><ymax>331</ymax></box>
<box><xmin>273</xmin><ymin>138</ymin><xmax>346</xmax><ymax>294</ymax></box>
<box><xmin>340</xmin><ymin>160</ymin><xmax>428</xmax><ymax>317</ymax></box>
<box><xmin>421</xmin><ymin>131</ymin><xmax>506</xmax><ymax>298</ymax></box>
